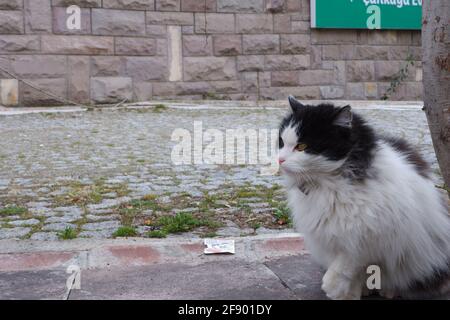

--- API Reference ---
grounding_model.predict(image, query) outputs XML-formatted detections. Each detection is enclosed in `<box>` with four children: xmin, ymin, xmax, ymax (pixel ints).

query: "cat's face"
<box><xmin>278</xmin><ymin>96</ymin><xmax>354</xmax><ymax>178</ymax></box>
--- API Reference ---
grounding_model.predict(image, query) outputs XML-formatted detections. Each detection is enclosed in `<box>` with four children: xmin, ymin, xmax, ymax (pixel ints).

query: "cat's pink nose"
<box><xmin>278</xmin><ymin>158</ymin><xmax>285</xmax><ymax>165</ymax></box>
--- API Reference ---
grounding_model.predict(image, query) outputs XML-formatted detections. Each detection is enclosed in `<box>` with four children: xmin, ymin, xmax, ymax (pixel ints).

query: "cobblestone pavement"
<box><xmin>0</xmin><ymin>102</ymin><xmax>442</xmax><ymax>241</ymax></box>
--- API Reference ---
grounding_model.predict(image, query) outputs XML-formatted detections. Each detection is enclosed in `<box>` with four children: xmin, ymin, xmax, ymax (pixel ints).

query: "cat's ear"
<box><xmin>333</xmin><ymin>106</ymin><xmax>353</xmax><ymax>128</ymax></box>
<box><xmin>288</xmin><ymin>95</ymin><xmax>304</xmax><ymax>113</ymax></box>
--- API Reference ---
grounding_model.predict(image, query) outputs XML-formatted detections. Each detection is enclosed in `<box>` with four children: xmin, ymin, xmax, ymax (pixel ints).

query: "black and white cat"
<box><xmin>279</xmin><ymin>96</ymin><xmax>450</xmax><ymax>299</ymax></box>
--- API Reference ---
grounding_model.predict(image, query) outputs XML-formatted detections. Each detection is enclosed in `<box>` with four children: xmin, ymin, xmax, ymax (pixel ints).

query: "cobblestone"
<box><xmin>29</xmin><ymin>232</ymin><xmax>59</xmax><ymax>241</ymax></box>
<box><xmin>41</xmin><ymin>223</ymin><xmax>76</xmax><ymax>232</ymax></box>
<box><xmin>0</xmin><ymin>103</ymin><xmax>442</xmax><ymax>240</ymax></box>
<box><xmin>0</xmin><ymin>227</ymin><xmax>31</xmax><ymax>239</ymax></box>
<box><xmin>8</xmin><ymin>219</ymin><xmax>40</xmax><ymax>226</ymax></box>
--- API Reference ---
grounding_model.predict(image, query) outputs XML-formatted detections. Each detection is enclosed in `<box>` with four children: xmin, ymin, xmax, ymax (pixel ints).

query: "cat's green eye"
<box><xmin>295</xmin><ymin>143</ymin><xmax>307</xmax><ymax>152</ymax></box>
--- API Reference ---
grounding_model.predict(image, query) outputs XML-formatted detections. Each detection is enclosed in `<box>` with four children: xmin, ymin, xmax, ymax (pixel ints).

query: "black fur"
<box><xmin>279</xmin><ymin>100</ymin><xmax>434</xmax><ymax>182</ymax></box>
<box><xmin>381</xmin><ymin>136</ymin><xmax>431</xmax><ymax>179</ymax></box>
<box><xmin>279</xmin><ymin>102</ymin><xmax>377</xmax><ymax>180</ymax></box>
<box><xmin>408</xmin><ymin>261</ymin><xmax>450</xmax><ymax>298</ymax></box>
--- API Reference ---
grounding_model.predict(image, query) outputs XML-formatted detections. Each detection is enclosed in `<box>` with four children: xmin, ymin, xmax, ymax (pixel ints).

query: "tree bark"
<box><xmin>422</xmin><ymin>0</ymin><xmax>450</xmax><ymax>189</ymax></box>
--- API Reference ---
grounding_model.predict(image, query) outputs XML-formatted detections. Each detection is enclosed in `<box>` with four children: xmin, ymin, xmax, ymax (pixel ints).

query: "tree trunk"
<box><xmin>422</xmin><ymin>0</ymin><xmax>450</xmax><ymax>189</ymax></box>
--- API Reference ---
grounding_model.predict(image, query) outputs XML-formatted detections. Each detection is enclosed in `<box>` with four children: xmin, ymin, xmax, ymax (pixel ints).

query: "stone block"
<box><xmin>271</xmin><ymin>71</ymin><xmax>299</xmax><ymax>86</ymax></box>
<box><xmin>92</xmin><ymin>9</ymin><xmax>145</xmax><ymax>36</ymax></box>
<box><xmin>181</xmin><ymin>0</ymin><xmax>216</xmax><ymax>12</ymax></box>
<box><xmin>396</xmin><ymin>31</ymin><xmax>412</xmax><ymax>45</ymax></box>
<box><xmin>291</xmin><ymin>21</ymin><xmax>310</xmax><ymax>33</ymax></box>
<box><xmin>364</xmin><ymin>82</ymin><xmax>378</xmax><ymax>99</ymax></box>
<box><xmin>146</xmin><ymin>11</ymin><xmax>194</xmax><ymax>25</ymax></box>
<box><xmin>90</xmin><ymin>77</ymin><xmax>133</xmax><ymax>104</ymax></box>
<box><xmin>0</xmin><ymin>36</ymin><xmax>40</xmax><ymax>53</ymax></box>
<box><xmin>41</xmin><ymin>35</ymin><xmax>114</xmax><ymax>54</ymax></box>
<box><xmin>367</xmin><ymin>31</ymin><xmax>397</xmax><ymax>45</ymax></box>
<box><xmin>266</xmin><ymin>0</ymin><xmax>284</xmax><ymax>13</ymax></box>
<box><xmin>195</xmin><ymin>13</ymin><xmax>235</xmax><ymax>33</ymax></box>
<box><xmin>355</xmin><ymin>45</ymin><xmax>389</xmax><ymax>60</ymax></box>
<box><xmin>125</xmin><ymin>57</ymin><xmax>167</xmax><ymax>81</ymax></box>
<box><xmin>183</xmin><ymin>57</ymin><xmax>237</xmax><ymax>81</ymax></box>
<box><xmin>0</xmin><ymin>55</ymin><xmax>11</xmax><ymax>78</ymax></box>
<box><xmin>24</xmin><ymin>0</ymin><xmax>52</xmax><ymax>33</ymax></box>
<box><xmin>375</xmin><ymin>61</ymin><xmax>415</xmax><ymax>81</ymax></box>
<box><xmin>52</xmin><ymin>0</ymin><xmax>101</xmax><ymax>7</ymax></box>
<box><xmin>68</xmin><ymin>56</ymin><xmax>90</xmax><ymax>103</ymax></box>
<box><xmin>285</xmin><ymin>0</ymin><xmax>300</xmax><ymax>12</ymax></box>
<box><xmin>320</xmin><ymin>86</ymin><xmax>344</xmax><ymax>99</ymax></box>
<box><xmin>346</xmin><ymin>61</ymin><xmax>375</xmax><ymax>82</ymax></box>
<box><xmin>167</xmin><ymin>26</ymin><xmax>184</xmax><ymax>82</ymax></box>
<box><xmin>0</xmin><ymin>11</ymin><xmax>24</xmax><ymax>34</ymax></box>
<box><xmin>156</xmin><ymin>0</ymin><xmax>180</xmax><ymax>11</ymax></box>
<box><xmin>236</xmin><ymin>14</ymin><xmax>273</xmax><ymax>33</ymax></box>
<box><xmin>213</xmin><ymin>35</ymin><xmax>242</xmax><ymax>56</ymax></box>
<box><xmin>240</xmin><ymin>72</ymin><xmax>258</xmax><ymax>92</ymax></box>
<box><xmin>298</xmin><ymin>69</ymin><xmax>336</xmax><ymax>86</ymax></box>
<box><xmin>311</xmin><ymin>30</ymin><xmax>358</xmax><ymax>44</ymax></box>
<box><xmin>322</xmin><ymin>45</ymin><xmax>356</xmax><ymax>60</ymax></box>
<box><xmin>103</xmin><ymin>0</ymin><xmax>155</xmax><ymax>10</ymax></box>
<box><xmin>0</xmin><ymin>0</ymin><xmax>22</xmax><ymax>9</ymax></box>
<box><xmin>243</xmin><ymin>35</ymin><xmax>279</xmax><ymax>54</ymax></box>
<box><xmin>182</xmin><ymin>35</ymin><xmax>213</xmax><ymax>56</ymax></box>
<box><xmin>10</xmin><ymin>55</ymin><xmax>67</xmax><ymax>78</ymax></box>
<box><xmin>217</xmin><ymin>0</ymin><xmax>264</xmax><ymax>13</ymax></box>
<box><xmin>0</xmin><ymin>79</ymin><xmax>19</xmax><ymax>106</ymax></box>
<box><xmin>211</xmin><ymin>80</ymin><xmax>241</xmax><ymax>93</ymax></box>
<box><xmin>280</xmin><ymin>34</ymin><xmax>309</xmax><ymax>54</ymax></box>
<box><xmin>146</xmin><ymin>25</ymin><xmax>167</xmax><ymax>36</ymax></box>
<box><xmin>260</xmin><ymin>86</ymin><xmax>320</xmax><ymax>100</ymax></box>
<box><xmin>264</xmin><ymin>54</ymin><xmax>309</xmax><ymax>70</ymax></box>
<box><xmin>156</xmin><ymin>38</ymin><xmax>168</xmax><ymax>56</ymax></box>
<box><xmin>152</xmin><ymin>81</ymin><xmax>206</xmax><ymax>96</ymax></box>
<box><xmin>345</xmin><ymin>83</ymin><xmax>365</xmax><ymax>100</ymax></box>
<box><xmin>378</xmin><ymin>81</ymin><xmax>423</xmax><ymax>101</ymax></box>
<box><xmin>20</xmin><ymin>78</ymin><xmax>67</xmax><ymax>106</ymax></box>
<box><xmin>322</xmin><ymin>61</ymin><xmax>345</xmax><ymax>83</ymax></box>
<box><xmin>182</xmin><ymin>26</ymin><xmax>194</xmax><ymax>34</ymax></box>
<box><xmin>237</xmin><ymin>55</ymin><xmax>265</xmax><ymax>72</ymax></box>
<box><xmin>91</xmin><ymin>56</ymin><xmax>126</xmax><ymax>77</ymax></box>
<box><xmin>115</xmin><ymin>37</ymin><xmax>157</xmax><ymax>56</ymax></box>
<box><xmin>133</xmin><ymin>81</ymin><xmax>153</xmax><ymax>102</ymax></box>
<box><xmin>273</xmin><ymin>14</ymin><xmax>291</xmax><ymax>33</ymax></box>
<box><xmin>310</xmin><ymin>45</ymin><xmax>322</xmax><ymax>69</ymax></box>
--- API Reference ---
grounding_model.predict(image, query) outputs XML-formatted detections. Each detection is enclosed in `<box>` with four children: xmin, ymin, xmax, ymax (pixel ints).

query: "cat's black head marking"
<box><xmin>280</xmin><ymin>96</ymin><xmax>377</xmax><ymax>180</ymax></box>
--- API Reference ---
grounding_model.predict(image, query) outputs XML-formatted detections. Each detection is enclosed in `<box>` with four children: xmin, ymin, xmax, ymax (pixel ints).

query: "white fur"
<box><xmin>280</xmin><ymin>122</ymin><xmax>450</xmax><ymax>299</ymax></box>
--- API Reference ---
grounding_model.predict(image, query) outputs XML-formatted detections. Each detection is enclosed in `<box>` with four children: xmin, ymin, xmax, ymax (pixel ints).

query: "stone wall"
<box><xmin>0</xmin><ymin>0</ymin><xmax>423</xmax><ymax>106</ymax></box>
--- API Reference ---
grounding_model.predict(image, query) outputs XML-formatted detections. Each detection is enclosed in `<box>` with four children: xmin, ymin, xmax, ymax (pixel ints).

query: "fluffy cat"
<box><xmin>279</xmin><ymin>96</ymin><xmax>450</xmax><ymax>300</ymax></box>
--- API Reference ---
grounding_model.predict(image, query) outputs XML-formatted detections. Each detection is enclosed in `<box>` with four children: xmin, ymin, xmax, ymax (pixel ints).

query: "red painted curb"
<box><xmin>0</xmin><ymin>252</ymin><xmax>76</xmax><ymax>272</ymax></box>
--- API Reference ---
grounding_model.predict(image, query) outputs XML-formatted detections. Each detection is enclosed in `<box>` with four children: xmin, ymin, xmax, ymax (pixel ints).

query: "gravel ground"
<box><xmin>0</xmin><ymin>102</ymin><xmax>442</xmax><ymax>240</ymax></box>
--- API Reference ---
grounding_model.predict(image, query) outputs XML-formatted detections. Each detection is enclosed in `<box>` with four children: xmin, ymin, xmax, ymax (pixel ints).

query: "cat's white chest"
<box><xmin>286</xmin><ymin>179</ymin><xmax>362</xmax><ymax>237</ymax></box>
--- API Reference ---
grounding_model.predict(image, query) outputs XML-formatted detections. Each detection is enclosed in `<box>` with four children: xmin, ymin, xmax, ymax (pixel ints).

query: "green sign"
<box><xmin>311</xmin><ymin>0</ymin><xmax>422</xmax><ymax>30</ymax></box>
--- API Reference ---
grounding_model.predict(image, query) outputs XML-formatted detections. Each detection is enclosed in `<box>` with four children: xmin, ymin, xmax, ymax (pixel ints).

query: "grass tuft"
<box><xmin>113</xmin><ymin>226</ymin><xmax>138</xmax><ymax>238</ymax></box>
<box><xmin>157</xmin><ymin>213</ymin><xmax>203</xmax><ymax>233</ymax></box>
<box><xmin>153</xmin><ymin>104</ymin><xmax>168</xmax><ymax>113</ymax></box>
<box><xmin>58</xmin><ymin>227</ymin><xmax>77</xmax><ymax>240</ymax></box>
<box><xmin>273</xmin><ymin>204</ymin><xmax>292</xmax><ymax>227</ymax></box>
<box><xmin>147</xmin><ymin>230</ymin><xmax>167</xmax><ymax>238</ymax></box>
<box><xmin>0</xmin><ymin>205</ymin><xmax>28</xmax><ymax>216</ymax></box>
